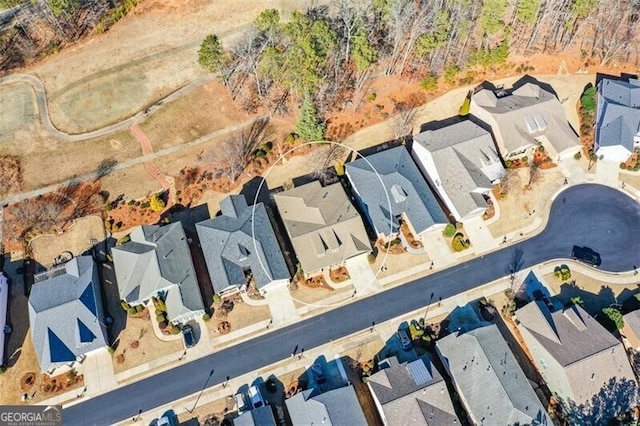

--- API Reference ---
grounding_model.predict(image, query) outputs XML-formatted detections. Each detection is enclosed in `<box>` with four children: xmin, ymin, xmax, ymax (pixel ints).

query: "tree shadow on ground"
<box><xmin>553</xmin><ymin>282</ymin><xmax>617</xmax><ymax>317</ymax></box>
<box><xmin>555</xmin><ymin>377</ymin><xmax>639</xmax><ymax>425</ymax></box>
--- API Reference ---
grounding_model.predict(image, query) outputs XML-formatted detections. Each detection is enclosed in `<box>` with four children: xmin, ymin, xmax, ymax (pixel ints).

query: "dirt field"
<box><xmin>139</xmin><ymin>80</ymin><xmax>251</xmax><ymax>151</ymax></box>
<box><xmin>0</xmin><ymin>83</ymin><xmax>37</xmax><ymax>139</ymax></box>
<box><xmin>290</xmin><ymin>282</ymin><xmax>353</xmax><ymax>308</ymax></box>
<box><xmin>205</xmin><ymin>300</ymin><xmax>271</xmax><ymax>338</ymax></box>
<box><xmin>112</xmin><ymin>315</ymin><xmax>184</xmax><ymax>375</ymax></box>
<box><xmin>488</xmin><ymin>168</ymin><xmax>565</xmax><ymax>237</ymax></box>
<box><xmin>0</xmin><ymin>127</ymin><xmax>140</xmax><ymax>193</ymax></box>
<box><xmin>101</xmin><ymin>163</ymin><xmax>163</xmax><ymax>201</ymax></box>
<box><xmin>29</xmin><ymin>216</ymin><xmax>105</xmax><ymax>267</ymax></box>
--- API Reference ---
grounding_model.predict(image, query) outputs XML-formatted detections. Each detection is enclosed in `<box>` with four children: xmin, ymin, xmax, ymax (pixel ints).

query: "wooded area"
<box><xmin>198</xmin><ymin>0</ymin><xmax>640</xmax><ymax>139</ymax></box>
<box><xmin>0</xmin><ymin>0</ymin><xmax>142</xmax><ymax>70</ymax></box>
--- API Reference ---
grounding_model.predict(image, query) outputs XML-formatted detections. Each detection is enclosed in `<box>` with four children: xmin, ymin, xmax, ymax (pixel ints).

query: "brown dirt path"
<box><xmin>130</xmin><ymin>124</ymin><xmax>172</xmax><ymax>203</ymax></box>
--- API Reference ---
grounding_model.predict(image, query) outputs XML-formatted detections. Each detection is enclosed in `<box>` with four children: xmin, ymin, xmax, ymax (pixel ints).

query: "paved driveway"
<box><xmin>62</xmin><ymin>184</ymin><xmax>640</xmax><ymax>425</ymax></box>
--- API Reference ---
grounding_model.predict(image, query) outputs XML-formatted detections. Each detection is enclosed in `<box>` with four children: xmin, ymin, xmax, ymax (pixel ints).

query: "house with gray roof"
<box><xmin>436</xmin><ymin>324</ymin><xmax>550</xmax><ymax>426</ymax></box>
<box><xmin>412</xmin><ymin>120</ymin><xmax>504</xmax><ymax>221</ymax></box>
<box><xmin>345</xmin><ymin>146</ymin><xmax>447</xmax><ymax>241</ymax></box>
<box><xmin>622</xmin><ymin>309</ymin><xmax>640</xmax><ymax>351</ymax></box>
<box><xmin>233</xmin><ymin>405</ymin><xmax>277</xmax><ymax>426</ymax></box>
<box><xmin>470</xmin><ymin>78</ymin><xmax>580</xmax><ymax>160</ymax></box>
<box><xmin>28</xmin><ymin>256</ymin><xmax>108</xmax><ymax>373</ymax></box>
<box><xmin>111</xmin><ymin>222</ymin><xmax>204</xmax><ymax>325</ymax></box>
<box><xmin>595</xmin><ymin>77</ymin><xmax>640</xmax><ymax>163</ymax></box>
<box><xmin>516</xmin><ymin>300</ymin><xmax>634</xmax><ymax>407</ymax></box>
<box><xmin>285</xmin><ymin>384</ymin><xmax>367</xmax><ymax>425</ymax></box>
<box><xmin>273</xmin><ymin>181</ymin><xmax>371</xmax><ymax>278</ymax></box>
<box><xmin>196</xmin><ymin>195</ymin><xmax>290</xmax><ymax>296</ymax></box>
<box><xmin>368</xmin><ymin>355</ymin><xmax>459</xmax><ymax>425</ymax></box>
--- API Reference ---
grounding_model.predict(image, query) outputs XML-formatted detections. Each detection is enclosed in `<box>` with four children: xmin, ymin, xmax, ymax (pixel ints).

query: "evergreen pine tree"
<box><xmin>296</xmin><ymin>97</ymin><xmax>326</xmax><ymax>141</ymax></box>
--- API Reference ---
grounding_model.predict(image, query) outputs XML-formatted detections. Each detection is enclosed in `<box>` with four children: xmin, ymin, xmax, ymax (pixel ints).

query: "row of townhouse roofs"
<box><xmin>23</xmin><ymin>73</ymin><xmax>640</xmax><ymax>373</ymax></box>
<box><xmin>231</xmin><ymin>297</ymin><xmax>637</xmax><ymax>426</ymax></box>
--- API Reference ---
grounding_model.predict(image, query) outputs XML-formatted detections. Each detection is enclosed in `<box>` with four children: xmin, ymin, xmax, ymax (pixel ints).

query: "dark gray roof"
<box><xmin>232</xmin><ymin>406</ymin><xmax>277</xmax><ymax>426</ymax></box>
<box><xmin>111</xmin><ymin>223</ymin><xmax>204</xmax><ymax>324</ymax></box>
<box><xmin>516</xmin><ymin>301</ymin><xmax>634</xmax><ymax>404</ymax></box>
<box><xmin>28</xmin><ymin>256</ymin><xmax>108</xmax><ymax>372</ymax></box>
<box><xmin>471</xmin><ymin>81</ymin><xmax>579</xmax><ymax>155</ymax></box>
<box><xmin>596</xmin><ymin>77</ymin><xmax>640</xmax><ymax>151</ymax></box>
<box><xmin>436</xmin><ymin>324</ymin><xmax>550</xmax><ymax>426</ymax></box>
<box><xmin>285</xmin><ymin>385</ymin><xmax>367</xmax><ymax>425</ymax></box>
<box><xmin>346</xmin><ymin>146</ymin><xmax>447</xmax><ymax>236</ymax></box>
<box><xmin>413</xmin><ymin>120</ymin><xmax>503</xmax><ymax>219</ymax></box>
<box><xmin>196</xmin><ymin>195</ymin><xmax>290</xmax><ymax>294</ymax></box>
<box><xmin>368</xmin><ymin>355</ymin><xmax>458</xmax><ymax>425</ymax></box>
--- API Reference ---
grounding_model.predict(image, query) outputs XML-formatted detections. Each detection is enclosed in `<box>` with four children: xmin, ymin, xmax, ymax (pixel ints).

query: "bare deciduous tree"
<box><xmin>201</xmin><ymin>117</ymin><xmax>272</xmax><ymax>182</ymax></box>
<box><xmin>526</xmin><ymin>161</ymin><xmax>541</xmax><ymax>189</ymax></box>
<box><xmin>308</xmin><ymin>143</ymin><xmax>347</xmax><ymax>183</ymax></box>
<box><xmin>499</xmin><ymin>168</ymin><xmax>520</xmax><ymax>196</ymax></box>
<box><xmin>390</xmin><ymin>102</ymin><xmax>417</xmax><ymax>140</ymax></box>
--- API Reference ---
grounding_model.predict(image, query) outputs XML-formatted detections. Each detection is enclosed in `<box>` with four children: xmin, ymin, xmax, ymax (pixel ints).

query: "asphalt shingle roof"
<box><xmin>232</xmin><ymin>406</ymin><xmax>277</xmax><ymax>426</ymax></box>
<box><xmin>111</xmin><ymin>223</ymin><xmax>204</xmax><ymax>324</ymax></box>
<box><xmin>471</xmin><ymin>81</ymin><xmax>579</xmax><ymax>155</ymax></box>
<box><xmin>413</xmin><ymin>120</ymin><xmax>503</xmax><ymax>219</ymax></box>
<box><xmin>596</xmin><ymin>77</ymin><xmax>640</xmax><ymax>151</ymax></box>
<box><xmin>273</xmin><ymin>181</ymin><xmax>371</xmax><ymax>275</ymax></box>
<box><xmin>345</xmin><ymin>146</ymin><xmax>447</xmax><ymax>236</ymax></box>
<box><xmin>196</xmin><ymin>195</ymin><xmax>290</xmax><ymax>294</ymax></box>
<box><xmin>516</xmin><ymin>301</ymin><xmax>635</xmax><ymax>404</ymax></box>
<box><xmin>436</xmin><ymin>324</ymin><xmax>550</xmax><ymax>426</ymax></box>
<box><xmin>368</xmin><ymin>355</ymin><xmax>458</xmax><ymax>425</ymax></box>
<box><xmin>28</xmin><ymin>256</ymin><xmax>108</xmax><ymax>372</ymax></box>
<box><xmin>286</xmin><ymin>385</ymin><xmax>368</xmax><ymax>425</ymax></box>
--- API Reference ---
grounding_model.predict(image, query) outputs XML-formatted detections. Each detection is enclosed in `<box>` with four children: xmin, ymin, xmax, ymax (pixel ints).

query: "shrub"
<box><xmin>419</xmin><ymin>74</ymin><xmax>438</xmax><ymax>92</ymax></box>
<box><xmin>156</xmin><ymin>313</ymin><xmax>166</xmax><ymax>322</ymax></box>
<box><xmin>254</xmin><ymin>149</ymin><xmax>266</xmax><ymax>158</ymax></box>
<box><xmin>202</xmin><ymin>313</ymin><xmax>211</xmax><ymax>321</ymax></box>
<box><xmin>459</xmin><ymin>98</ymin><xmax>471</xmax><ymax>116</ymax></box>
<box><xmin>104</xmin><ymin>203</ymin><xmax>113</xmax><ymax>211</ymax></box>
<box><xmin>443</xmin><ymin>223</ymin><xmax>456</xmax><ymax>237</ymax></box>
<box><xmin>574</xmin><ymin>151</ymin><xmax>582</xmax><ymax>160</ymax></box>
<box><xmin>170</xmin><ymin>325</ymin><xmax>181</xmax><ymax>335</ymax></box>
<box><xmin>367</xmin><ymin>92</ymin><xmax>377</xmax><ymax>101</ymax></box>
<box><xmin>262</xmin><ymin>142</ymin><xmax>273</xmax><ymax>153</ymax></box>
<box><xmin>444</xmin><ymin>64</ymin><xmax>460</xmax><ymax>85</ymax></box>
<box><xmin>580</xmin><ymin>86</ymin><xmax>597</xmax><ymax>113</ymax></box>
<box><xmin>602</xmin><ymin>307</ymin><xmax>624</xmax><ymax>330</ymax></box>
<box><xmin>140</xmin><ymin>201</ymin><xmax>150</xmax><ymax>209</ymax></box>
<box><xmin>158</xmin><ymin>321</ymin><xmax>168</xmax><ymax>329</ymax></box>
<box><xmin>505</xmin><ymin>160</ymin><xmax>513</xmax><ymax>168</ymax></box>
<box><xmin>554</xmin><ymin>266</ymin><xmax>562</xmax><ymax>280</ymax></box>
<box><xmin>284</xmin><ymin>133</ymin><xmax>296</xmax><ymax>144</ymax></box>
<box><xmin>538</xmin><ymin>146</ymin><xmax>545</xmax><ymax>152</ymax></box>
<box><xmin>128</xmin><ymin>307</ymin><xmax>137</xmax><ymax>315</ymax></box>
<box><xmin>135</xmin><ymin>304</ymin><xmax>144</xmax><ymax>313</ymax></box>
<box><xmin>367</xmin><ymin>253</ymin><xmax>376</xmax><ymax>264</ymax></box>
<box><xmin>213</xmin><ymin>294</ymin><xmax>222</xmax><ymax>304</ymax></box>
<box><xmin>150</xmin><ymin>193</ymin><xmax>166</xmax><ymax>212</ymax></box>
<box><xmin>522</xmin><ymin>156</ymin><xmax>528</xmax><ymax>162</ymax></box>
<box><xmin>120</xmin><ymin>300</ymin><xmax>131</xmax><ymax>311</ymax></box>
<box><xmin>452</xmin><ymin>233</ymin><xmax>469</xmax><ymax>251</ymax></box>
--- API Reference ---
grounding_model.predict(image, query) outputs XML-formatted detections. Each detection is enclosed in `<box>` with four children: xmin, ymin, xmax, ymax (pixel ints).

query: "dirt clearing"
<box><xmin>0</xmin><ymin>83</ymin><xmax>37</xmax><ymax>139</ymax></box>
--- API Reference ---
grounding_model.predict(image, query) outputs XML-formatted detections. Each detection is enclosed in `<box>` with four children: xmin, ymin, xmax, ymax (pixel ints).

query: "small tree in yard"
<box><xmin>149</xmin><ymin>193</ymin><xmax>165</xmax><ymax>212</ymax></box>
<box><xmin>296</xmin><ymin>97</ymin><xmax>326</xmax><ymax>141</ymax></box>
<box><xmin>499</xmin><ymin>168</ymin><xmax>520</xmax><ymax>196</ymax></box>
<box><xmin>602</xmin><ymin>307</ymin><xmax>624</xmax><ymax>330</ymax></box>
<box><xmin>198</xmin><ymin>34</ymin><xmax>225</xmax><ymax>73</ymax></box>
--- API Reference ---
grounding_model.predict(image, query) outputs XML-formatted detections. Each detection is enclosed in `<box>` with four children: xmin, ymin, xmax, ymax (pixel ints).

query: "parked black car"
<box><xmin>571</xmin><ymin>246</ymin><xmax>601</xmax><ymax>267</ymax></box>
<box><xmin>182</xmin><ymin>324</ymin><xmax>195</xmax><ymax>348</ymax></box>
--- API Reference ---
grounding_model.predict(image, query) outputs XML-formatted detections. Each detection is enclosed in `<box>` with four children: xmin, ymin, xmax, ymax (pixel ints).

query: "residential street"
<box><xmin>62</xmin><ymin>183</ymin><xmax>640</xmax><ymax>425</ymax></box>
